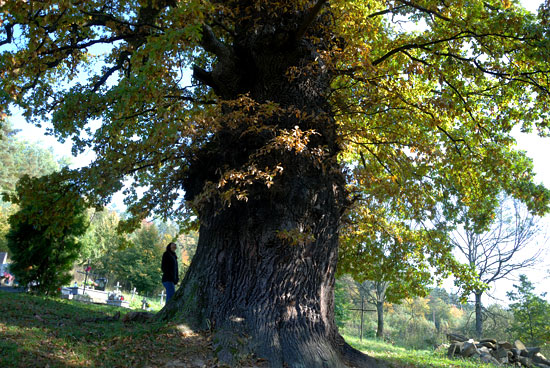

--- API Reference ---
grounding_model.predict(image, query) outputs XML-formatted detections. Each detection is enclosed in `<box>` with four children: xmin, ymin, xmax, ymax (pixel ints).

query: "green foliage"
<box><xmin>0</xmin><ymin>202</ymin><xmax>17</xmax><ymax>253</ymax></box>
<box><xmin>334</xmin><ymin>277</ymin><xmax>356</xmax><ymax>328</ymax></box>
<box><xmin>480</xmin><ymin>304</ymin><xmax>514</xmax><ymax>342</ymax></box>
<box><xmin>5</xmin><ymin>174</ymin><xmax>89</xmax><ymax>294</ymax></box>
<box><xmin>335</xmin><ymin>279</ymin><xmax>472</xmax><ymax>349</ymax></box>
<box><xmin>507</xmin><ymin>274</ymin><xmax>550</xmax><ymax>346</ymax></box>
<box><xmin>113</xmin><ymin>222</ymin><xmax>165</xmax><ymax>295</ymax></box>
<box><xmin>78</xmin><ymin>208</ymin><xmax>130</xmax><ymax>263</ymax></box>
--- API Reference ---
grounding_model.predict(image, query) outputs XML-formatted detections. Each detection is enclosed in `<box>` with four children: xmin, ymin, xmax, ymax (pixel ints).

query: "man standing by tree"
<box><xmin>161</xmin><ymin>242</ymin><xmax>179</xmax><ymax>302</ymax></box>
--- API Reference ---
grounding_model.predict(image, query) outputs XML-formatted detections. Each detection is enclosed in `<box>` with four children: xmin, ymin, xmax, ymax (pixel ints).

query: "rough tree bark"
<box><xmin>157</xmin><ymin>4</ymin><xmax>386</xmax><ymax>368</ymax></box>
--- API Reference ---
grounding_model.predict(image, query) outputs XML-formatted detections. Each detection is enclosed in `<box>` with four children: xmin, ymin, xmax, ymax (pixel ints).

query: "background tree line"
<box><xmin>334</xmin><ymin>276</ymin><xmax>550</xmax><ymax>355</ymax></box>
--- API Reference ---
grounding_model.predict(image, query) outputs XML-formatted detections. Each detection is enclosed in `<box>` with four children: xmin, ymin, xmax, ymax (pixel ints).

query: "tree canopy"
<box><xmin>2</xmin><ymin>0</ymin><xmax>550</xmax><ymax>366</ymax></box>
<box><xmin>1</xmin><ymin>0</ymin><xmax>548</xmax><ymax>272</ymax></box>
<box><xmin>0</xmin><ymin>121</ymin><xmax>61</xmax><ymax>193</ymax></box>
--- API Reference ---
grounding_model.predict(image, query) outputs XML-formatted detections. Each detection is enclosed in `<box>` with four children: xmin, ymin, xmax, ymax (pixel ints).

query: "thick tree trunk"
<box><xmin>475</xmin><ymin>292</ymin><xmax>483</xmax><ymax>339</ymax></box>
<box><xmin>376</xmin><ymin>301</ymin><xmax>384</xmax><ymax>339</ymax></box>
<box><xmin>158</xmin><ymin>142</ymin><xmax>385</xmax><ymax>366</ymax></box>
<box><xmin>158</xmin><ymin>162</ymin><xmax>385</xmax><ymax>366</ymax></box>
<box><xmin>157</xmin><ymin>7</ymin><xmax>387</xmax><ymax>367</ymax></box>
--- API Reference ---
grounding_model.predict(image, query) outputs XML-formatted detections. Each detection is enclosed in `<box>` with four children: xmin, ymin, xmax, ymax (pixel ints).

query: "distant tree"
<box><xmin>388</xmin><ymin>297</ymin><xmax>433</xmax><ymax>348</ymax></box>
<box><xmin>0</xmin><ymin>121</ymin><xmax>60</xmax><ymax>193</ymax></box>
<box><xmin>78</xmin><ymin>208</ymin><xmax>129</xmax><ymax>264</ymax></box>
<box><xmin>79</xmin><ymin>211</ymin><xmax>197</xmax><ymax>294</ymax></box>
<box><xmin>481</xmin><ymin>303</ymin><xmax>514</xmax><ymax>342</ymax></box>
<box><xmin>115</xmin><ymin>221</ymin><xmax>165</xmax><ymax>295</ymax></box>
<box><xmin>358</xmin><ymin>280</ymin><xmax>390</xmax><ymax>339</ymax></box>
<box><xmin>340</xmin><ymin>207</ymin><xmax>436</xmax><ymax>339</ymax></box>
<box><xmin>451</xmin><ymin>195</ymin><xmax>544</xmax><ymax>338</ymax></box>
<box><xmin>507</xmin><ymin>274</ymin><xmax>550</xmax><ymax>346</ymax></box>
<box><xmin>334</xmin><ymin>276</ymin><xmax>357</xmax><ymax>329</ymax></box>
<box><xmin>426</xmin><ymin>288</ymin><xmax>453</xmax><ymax>335</ymax></box>
<box><xmin>0</xmin><ymin>203</ymin><xmax>17</xmax><ymax>253</ymax></box>
<box><xmin>5</xmin><ymin>175</ymin><xmax>88</xmax><ymax>294</ymax></box>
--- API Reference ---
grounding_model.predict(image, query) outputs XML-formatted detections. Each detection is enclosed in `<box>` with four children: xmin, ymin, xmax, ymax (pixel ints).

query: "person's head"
<box><xmin>166</xmin><ymin>242</ymin><xmax>177</xmax><ymax>252</ymax></box>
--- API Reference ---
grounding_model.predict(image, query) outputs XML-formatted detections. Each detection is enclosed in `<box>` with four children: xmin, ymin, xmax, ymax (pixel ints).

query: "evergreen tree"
<box><xmin>5</xmin><ymin>175</ymin><xmax>88</xmax><ymax>294</ymax></box>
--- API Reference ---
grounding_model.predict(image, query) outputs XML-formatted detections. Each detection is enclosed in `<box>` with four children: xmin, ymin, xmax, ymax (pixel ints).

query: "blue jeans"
<box><xmin>162</xmin><ymin>281</ymin><xmax>175</xmax><ymax>302</ymax></box>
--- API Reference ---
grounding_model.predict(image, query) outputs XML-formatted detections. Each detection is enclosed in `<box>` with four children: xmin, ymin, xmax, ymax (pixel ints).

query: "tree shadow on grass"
<box><xmin>0</xmin><ymin>290</ymin><xmax>174</xmax><ymax>367</ymax></box>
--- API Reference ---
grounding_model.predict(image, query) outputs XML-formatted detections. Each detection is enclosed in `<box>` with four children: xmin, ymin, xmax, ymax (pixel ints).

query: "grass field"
<box><xmin>0</xmin><ymin>290</ymin><xmax>495</xmax><ymax>367</ymax></box>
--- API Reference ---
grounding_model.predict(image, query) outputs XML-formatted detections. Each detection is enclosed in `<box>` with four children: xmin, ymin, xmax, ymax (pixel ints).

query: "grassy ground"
<box><xmin>1</xmin><ymin>290</ymin><xmax>496</xmax><ymax>368</ymax></box>
<box><xmin>343</xmin><ymin>335</ymin><xmax>495</xmax><ymax>368</ymax></box>
<box><xmin>0</xmin><ymin>290</ymin><xmax>216</xmax><ymax>367</ymax></box>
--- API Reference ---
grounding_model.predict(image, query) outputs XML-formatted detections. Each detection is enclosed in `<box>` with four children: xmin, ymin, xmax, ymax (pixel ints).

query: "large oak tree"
<box><xmin>2</xmin><ymin>0</ymin><xmax>550</xmax><ymax>366</ymax></box>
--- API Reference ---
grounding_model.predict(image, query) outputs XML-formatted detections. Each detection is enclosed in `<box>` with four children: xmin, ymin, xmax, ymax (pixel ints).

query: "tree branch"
<box><xmin>92</xmin><ymin>50</ymin><xmax>131</xmax><ymax>92</ymax></box>
<box><xmin>397</xmin><ymin>0</ymin><xmax>451</xmax><ymax>21</ymax></box>
<box><xmin>294</xmin><ymin>0</ymin><xmax>329</xmax><ymax>41</ymax></box>
<box><xmin>367</xmin><ymin>6</ymin><xmax>407</xmax><ymax>19</ymax></box>
<box><xmin>200</xmin><ymin>24</ymin><xmax>231</xmax><ymax>60</ymax></box>
<box><xmin>0</xmin><ymin>23</ymin><xmax>14</xmax><ymax>47</ymax></box>
<box><xmin>192</xmin><ymin>65</ymin><xmax>216</xmax><ymax>89</ymax></box>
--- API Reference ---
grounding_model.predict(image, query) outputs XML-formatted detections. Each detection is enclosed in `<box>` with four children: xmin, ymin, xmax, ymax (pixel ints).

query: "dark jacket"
<box><xmin>161</xmin><ymin>246</ymin><xmax>179</xmax><ymax>284</ymax></box>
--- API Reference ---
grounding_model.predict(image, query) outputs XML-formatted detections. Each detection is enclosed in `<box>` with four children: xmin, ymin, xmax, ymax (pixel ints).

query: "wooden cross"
<box><xmin>130</xmin><ymin>287</ymin><xmax>137</xmax><ymax>301</ymax></box>
<box><xmin>159</xmin><ymin>290</ymin><xmax>166</xmax><ymax>305</ymax></box>
<box><xmin>349</xmin><ymin>296</ymin><xmax>376</xmax><ymax>341</ymax></box>
<box><xmin>114</xmin><ymin>282</ymin><xmax>121</xmax><ymax>294</ymax></box>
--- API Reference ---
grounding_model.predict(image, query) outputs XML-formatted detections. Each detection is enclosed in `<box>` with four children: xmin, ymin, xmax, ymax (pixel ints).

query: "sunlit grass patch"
<box><xmin>0</xmin><ymin>291</ymin><xmax>214</xmax><ymax>367</ymax></box>
<box><xmin>343</xmin><ymin>334</ymin><xmax>495</xmax><ymax>368</ymax></box>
